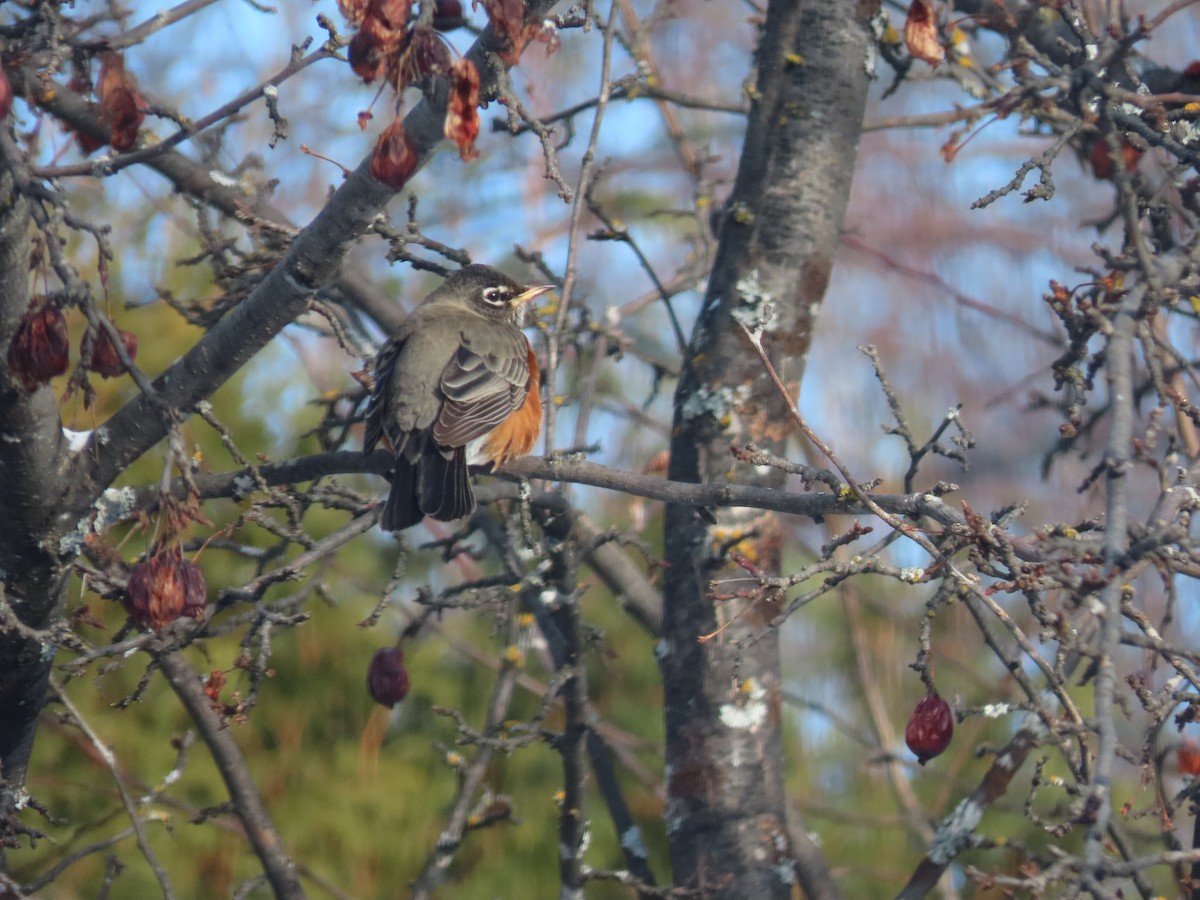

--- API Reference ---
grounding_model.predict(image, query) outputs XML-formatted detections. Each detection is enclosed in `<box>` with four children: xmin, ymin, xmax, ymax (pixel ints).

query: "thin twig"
<box><xmin>50</xmin><ymin>680</ymin><xmax>176</xmax><ymax>899</ymax></box>
<box><xmin>157</xmin><ymin>651</ymin><xmax>306</xmax><ymax>899</ymax></box>
<box><xmin>543</xmin><ymin>0</ymin><xmax>621</xmax><ymax>458</ymax></box>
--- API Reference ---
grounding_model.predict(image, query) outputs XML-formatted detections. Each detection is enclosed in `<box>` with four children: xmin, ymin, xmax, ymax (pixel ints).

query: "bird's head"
<box><xmin>430</xmin><ymin>264</ymin><xmax>554</xmax><ymax>325</ymax></box>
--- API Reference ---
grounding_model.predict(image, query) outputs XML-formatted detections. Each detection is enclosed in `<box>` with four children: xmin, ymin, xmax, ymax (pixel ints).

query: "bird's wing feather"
<box><xmin>432</xmin><ymin>330</ymin><xmax>529</xmax><ymax>448</ymax></box>
<box><xmin>365</xmin><ymin>310</ymin><xmax>456</xmax><ymax>458</ymax></box>
<box><xmin>363</xmin><ymin>333</ymin><xmax>406</xmax><ymax>454</ymax></box>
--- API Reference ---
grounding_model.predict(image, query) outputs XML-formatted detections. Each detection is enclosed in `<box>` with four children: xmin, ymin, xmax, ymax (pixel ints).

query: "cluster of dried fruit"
<box><xmin>345</xmin><ymin>0</ymin><xmax>462</xmax><ymax>86</ymax></box>
<box><xmin>71</xmin><ymin>52</ymin><xmax>147</xmax><ymax>155</ymax></box>
<box><xmin>339</xmin><ymin>0</ymin><xmax>557</xmax><ymax>190</ymax></box>
<box><xmin>6</xmin><ymin>300</ymin><xmax>137</xmax><ymax>392</ymax></box>
<box><xmin>337</xmin><ymin>0</ymin><xmax>481</xmax><ymax>186</ymax></box>
<box><xmin>0</xmin><ymin>53</ymin><xmax>146</xmax><ymax>152</ymax></box>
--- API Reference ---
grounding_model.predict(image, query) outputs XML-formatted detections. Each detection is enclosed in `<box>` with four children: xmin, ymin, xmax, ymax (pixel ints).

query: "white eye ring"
<box><xmin>481</xmin><ymin>286</ymin><xmax>511</xmax><ymax>306</ymax></box>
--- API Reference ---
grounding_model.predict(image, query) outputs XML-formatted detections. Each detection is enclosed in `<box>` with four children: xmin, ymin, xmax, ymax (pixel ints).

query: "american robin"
<box><xmin>364</xmin><ymin>264</ymin><xmax>552</xmax><ymax>531</ymax></box>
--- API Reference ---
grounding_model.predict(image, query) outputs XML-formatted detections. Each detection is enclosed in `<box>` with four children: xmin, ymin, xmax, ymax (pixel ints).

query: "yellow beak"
<box><xmin>515</xmin><ymin>284</ymin><xmax>555</xmax><ymax>306</ymax></box>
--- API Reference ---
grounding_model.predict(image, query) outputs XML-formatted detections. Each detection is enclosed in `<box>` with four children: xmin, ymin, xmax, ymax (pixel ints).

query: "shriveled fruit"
<box><xmin>367</xmin><ymin>646</ymin><xmax>410</xmax><ymax>706</ymax></box>
<box><xmin>905</xmin><ymin>692</ymin><xmax>954</xmax><ymax>765</ymax></box>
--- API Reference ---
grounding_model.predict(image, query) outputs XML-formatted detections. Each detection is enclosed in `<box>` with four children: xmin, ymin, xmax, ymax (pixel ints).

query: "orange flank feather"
<box><xmin>482</xmin><ymin>344</ymin><xmax>542</xmax><ymax>466</ymax></box>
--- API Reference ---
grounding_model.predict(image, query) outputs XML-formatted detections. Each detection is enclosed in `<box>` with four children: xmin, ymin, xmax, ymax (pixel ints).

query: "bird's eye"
<box><xmin>481</xmin><ymin>286</ymin><xmax>511</xmax><ymax>306</ymax></box>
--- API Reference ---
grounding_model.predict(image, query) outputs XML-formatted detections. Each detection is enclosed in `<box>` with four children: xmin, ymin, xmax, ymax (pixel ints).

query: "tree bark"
<box><xmin>0</xmin><ymin>163</ymin><xmax>74</xmax><ymax>823</ymax></box>
<box><xmin>660</xmin><ymin>1</ymin><xmax>874</xmax><ymax>896</ymax></box>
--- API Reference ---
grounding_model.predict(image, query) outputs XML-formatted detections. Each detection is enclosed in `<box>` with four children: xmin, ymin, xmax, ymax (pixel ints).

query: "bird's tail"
<box><xmin>420</xmin><ymin>447</ymin><xmax>475</xmax><ymax>523</ymax></box>
<box><xmin>381</xmin><ymin>449</ymin><xmax>475</xmax><ymax>531</ymax></box>
<box><xmin>381</xmin><ymin>457</ymin><xmax>422</xmax><ymax>531</ymax></box>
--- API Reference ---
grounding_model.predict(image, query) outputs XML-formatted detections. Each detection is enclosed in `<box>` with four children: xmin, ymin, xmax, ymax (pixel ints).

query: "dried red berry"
<box><xmin>204</xmin><ymin>670</ymin><xmax>227</xmax><ymax>704</ymax></box>
<box><xmin>405</xmin><ymin>27</ymin><xmax>453</xmax><ymax>84</ymax></box>
<box><xmin>905</xmin><ymin>692</ymin><xmax>954</xmax><ymax>765</ymax></box>
<box><xmin>85</xmin><ymin>325</ymin><xmax>138</xmax><ymax>378</ymax></box>
<box><xmin>432</xmin><ymin>0</ymin><xmax>465</xmax><ymax>30</ymax></box>
<box><xmin>368</xmin><ymin>646</ymin><xmax>410</xmax><ymax>706</ymax></box>
<box><xmin>444</xmin><ymin>58</ymin><xmax>480</xmax><ymax>161</ymax></box>
<box><xmin>477</xmin><ymin>0</ymin><xmax>529</xmax><ymax>64</ymax></box>
<box><xmin>1089</xmin><ymin>138</ymin><xmax>1141</xmax><ymax>180</ymax></box>
<box><xmin>126</xmin><ymin>547</ymin><xmax>207</xmax><ymax>632</ymax></box>
<box><xmin>1180</xmin><ymin>739</ymin><xmax>1200</xmax><ymax>776</ymax></box>
<box><xmin>904</xmin><ymin>0</ymin><xmax>945</xmax><ymax>67</ymax></box>
<box><xmin>97</xmin><ymin>53</ymin><xmax>145</xmax><ymax>152</ymax></box>
<box><xmin>370</xmin><ymin>118</ymin><xmax>418</xmax><ymax>189</ymax></box>
<box><xmin>7</xmin><ymin>303</ymin><xmax>70</xmax><ymax>392</ymax></box>
<box><xmin>349</xmin><ymin>15</ymin><xmax>404</xmax><ymax>84</ymax></box>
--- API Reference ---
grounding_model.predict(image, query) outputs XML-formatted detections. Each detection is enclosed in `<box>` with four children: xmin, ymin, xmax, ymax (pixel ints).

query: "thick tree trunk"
<box><xmin>660</xmin><ymin>1</ymin><xmax>874</xmax><ymax>896</ymax></box>
<box><xmin>0</xmin><ymin>166</ymin><xmax>73</xmax><ymax>836</ymax></box>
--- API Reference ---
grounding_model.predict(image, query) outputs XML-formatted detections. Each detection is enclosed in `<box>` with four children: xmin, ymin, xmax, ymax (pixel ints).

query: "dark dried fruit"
<box><xmin>85</xmin><ymin>325</ymin><xmax>138</xmax><ymax>378</ymax></box>
<box><xmin>904</xmin><ymin>0</ymin><xmax>945</xmax><ymax>67</ymax></box>
<box><xmin>905</xmin><ymin>692</ymin><xmax>954</xmax><ymax>765</ymax></box>
<box><xmin>7</xmin><ymin>303</ymin><xmax>70</xmax><ymax>392</ymax></box>
<box><xmin>1089</xmin><ymin>138</ymin><xmax>1141</xmax><ymax>180</ymax></box>
<box><xmin>1180</xmin><ymin>739</ymin><xmax>1200</xmax><ymax>776</ymax></box>
<box><xmin>347</xmin><ymin>0</ymin><xmax>415</xmax><ymax>86</ymax></box>
<box><xmin>204</xmin><ymin>670</ymin><xmax>227</xmax><ymax>704</ymax></box>
<box><xmin>126</xmin><ymin>547</ymin><xmax>208</xmax><ymax>632</ymax></box>
<box><xmin>348</xmin><ymin>27</ymin><xmax>384</xmax><ymax>84</ymax></box>
<box><xmin>370</xmin><ymin>118</ymin><xmax>417</xmax><ymax>188</ymax></box>
<box><xmin>404</xmin><ymin>27</ymin><xmax>453</xmax><ymax>84</ymax></box>
<box><xmin>477</xmin><ymin>0</ymin><xmax>529</xmax><ymax>64</ymax></box>
<box><xmin>368</xmin><ymin>646</ymin><xmax>410</xmax><ymax>706</ymax></box>
<box><xmin>76</xmin><ymin>128</ymin><xmax>107</xmax><ymax>156</ymax></box>
<box><xmin>97</xmin><ymin>52</ymin><xmax>145</xmax><ymax>152</ymax></box>
<box><xmin>432</xmin><ymin>0</ymin><xmax>465</xmax><ymax>31</ymax></box>
<box><xmin>349</xmin><ymin>15</ymin><xmax>405</xmax><ymax>84</ymax></box>
<box><xmin>444</xmin><ymin>58</ymin><xmax>480</xmax><ymax>161</ymax></box>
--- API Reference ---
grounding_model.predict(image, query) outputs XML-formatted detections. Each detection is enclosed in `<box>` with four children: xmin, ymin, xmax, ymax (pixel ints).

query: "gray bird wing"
<box><xmin>365</xmin><ymin>311</ymin><xmax>531</xmax><ymax>458</ymax></box>
<box><xmin>432</xmin><ymin>326</ymin><xmax>530</xmax><ymax>448</ymax></box>
<box><xmin>364</xmin><ymin>311</ymin><xmax>444</xmax><ymax>458</ymax></box>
